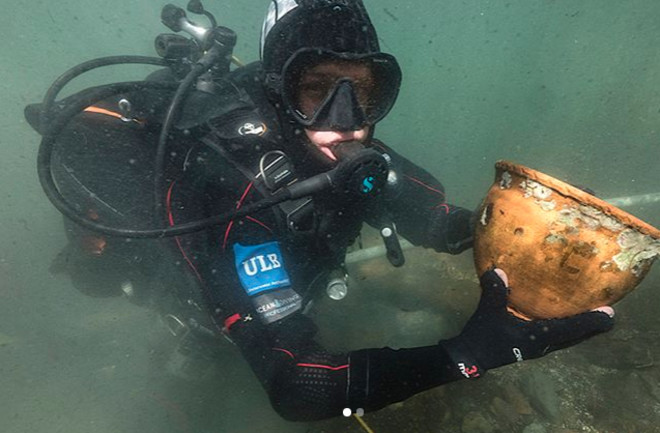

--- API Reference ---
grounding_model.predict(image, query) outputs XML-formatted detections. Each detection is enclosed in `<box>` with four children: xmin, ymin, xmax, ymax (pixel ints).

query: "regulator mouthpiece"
<box><xmin>331</xmin><ymin>141</ymin><xmax>389</xmax><ymax>199</ymax></box>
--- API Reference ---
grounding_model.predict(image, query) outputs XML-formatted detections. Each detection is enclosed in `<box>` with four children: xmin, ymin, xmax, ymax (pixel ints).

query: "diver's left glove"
<box><xmin>439</xmin><ymin>269</ymin><xmax>615</xmax><ymax>378</ymax></box>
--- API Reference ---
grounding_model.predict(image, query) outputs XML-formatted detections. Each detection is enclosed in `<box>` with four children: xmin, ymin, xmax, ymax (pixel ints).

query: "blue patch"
<box><xmin>233</xmin><ymin>242</ymin><xmax>291</xmax><ymax>296</ymax></box>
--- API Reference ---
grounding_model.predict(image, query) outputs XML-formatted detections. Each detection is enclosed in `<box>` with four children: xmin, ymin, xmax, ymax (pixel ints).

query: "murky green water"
<box><xmin>1</xmin><ymin>1</ymin><xmax>659</xmax><ymax>432</ymax></box>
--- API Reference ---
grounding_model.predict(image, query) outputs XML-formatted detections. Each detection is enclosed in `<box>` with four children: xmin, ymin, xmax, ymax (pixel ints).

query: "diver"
<box><xmin>28</xmin><ymin>0</ymin><xmax>615</xmax><ymax>422</ymax></box>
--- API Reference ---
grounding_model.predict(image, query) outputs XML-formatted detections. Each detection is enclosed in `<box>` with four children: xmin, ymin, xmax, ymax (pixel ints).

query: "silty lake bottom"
<box><xmin>1</xmin><ymin>239</ymin><xmax>658</xmax><ymax>433</ymax></box>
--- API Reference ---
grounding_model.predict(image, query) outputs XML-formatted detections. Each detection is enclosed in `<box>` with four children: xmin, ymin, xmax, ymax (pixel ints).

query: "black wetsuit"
<box><xmin>165</xmin><ymin>63</ymin><xmax>475</xmax><ymax>421</ymax></box>
<box><xmin>35</xmin><ymin>62</ymin><xmax>475</xmax><ymax>421</ymax></box>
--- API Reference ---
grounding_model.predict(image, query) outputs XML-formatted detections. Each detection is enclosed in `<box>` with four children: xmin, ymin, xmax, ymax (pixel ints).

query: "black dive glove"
<box><xmin>429</xmin><ymin>205</ymin><xmax>474</xmax><ymax>254</ymax></box>
<box><xmin>440</xmin><ymin>269</ymin><xmax>615</xmax><ymax>378</ymax></box>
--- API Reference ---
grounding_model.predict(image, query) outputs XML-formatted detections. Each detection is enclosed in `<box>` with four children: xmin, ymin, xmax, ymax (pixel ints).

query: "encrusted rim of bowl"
<box><xmin>495</xmin><ymin>160</ymin><xmax>660</xmax><ymax>239</ymax></box>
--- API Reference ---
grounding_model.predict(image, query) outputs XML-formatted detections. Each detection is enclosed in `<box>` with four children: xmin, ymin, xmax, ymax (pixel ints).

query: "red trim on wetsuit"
<box><xmin>222</xmin><ymin>221</ymin><xmax>235</xmax><ymax>251</ymax></box>
<box><xmin>222</xmin><ymin>182</ymin><xmax>254</xmax><ymax>250</ymax></box>
<box><xmin>405</xmin><ymin>175</ymin><xmax>450</xmax><ymax>214</ymax></box>
<box><xmin>237</xmin><ymin>181</ymin><xmax>254</xmax><ymax>205</ymax></box>
<box><xmin>435</xmin><ymin>203</ymin><xmax>450</xmax><ymax>214</ymax></box>
<box><xmin>404</xmin><ymin>175</ymin><xmax>446</xmax><ymax>197</ymax></box>
<box><xmin>224</xmin><ymin>313</ymin><xmax>242</xmax><ymax>331</ymax></box>
<box><xmin>296</xmin><ymin>363</ymin><xmax>349</xmax><ymax>371</ymax></box>
<box><xmin>245</xmin><ymin>216</ymin><xmax>273</xmax><ymax>232</ymax></box>
<box><xmin>272</xmin><ymin>348</ymin><xmax>349</xmax><ymax>371</ymax></box>
<box><xmin>273</xmin><ymin>348</ymin><xmax>295</xmax><ymax>359</ymax></box>
<box><xmin>221</xmin><ymin>182</ymin><xmax>273</xmax><ymax>249</ymax></box>
<box><xmin>166</xmin><ymin>180</ymin><xmax>205</xmax><ymax>285</ymax></box>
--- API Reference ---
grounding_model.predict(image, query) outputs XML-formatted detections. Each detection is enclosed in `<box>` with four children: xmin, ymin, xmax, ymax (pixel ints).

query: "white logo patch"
<box><xmin>238</xmin><ymin>122</ymin><xmax>267</xmax><ymax>136</ymax></box>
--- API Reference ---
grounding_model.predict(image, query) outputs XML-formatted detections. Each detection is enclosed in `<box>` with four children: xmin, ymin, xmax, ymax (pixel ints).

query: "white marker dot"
<box><xmin>342</xmin><ymin>408</ymin><xmax>352</xmax><ymax>417</ymax></box>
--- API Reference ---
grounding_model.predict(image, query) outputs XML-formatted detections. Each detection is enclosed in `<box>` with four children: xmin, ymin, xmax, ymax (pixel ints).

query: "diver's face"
<box><xmin>298</xmin><ymin>60</ymin><xmax>373</xmax><ymax>161</ymax></box>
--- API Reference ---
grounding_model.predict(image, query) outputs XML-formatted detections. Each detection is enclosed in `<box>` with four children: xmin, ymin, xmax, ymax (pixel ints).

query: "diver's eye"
<box><xmin>299</xmin><ymin>78</ymin><xmax>333</xmax><ymax>100</ymax></box>
<box><xmin>352</xmin><ymin>78</ymin><xmax>375</xmax><ymax>111</ymax></box>
<box><xmin>296</xmin><ymin>76</ymin><xmax>336</xmax><ymax>116</ymax></box>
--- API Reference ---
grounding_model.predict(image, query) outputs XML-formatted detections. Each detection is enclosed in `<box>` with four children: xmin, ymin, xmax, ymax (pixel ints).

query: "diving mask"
<box><xmin>280</xmin><ymin>49</ymin><xmax>402</xmax><ymax>131</ymax></box>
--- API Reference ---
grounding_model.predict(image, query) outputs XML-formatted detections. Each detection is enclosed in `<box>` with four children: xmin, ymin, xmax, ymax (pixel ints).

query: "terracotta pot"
<box><xmin>474</xmin><ymin>160</ymin><xmax>660</xmax><ymax>320</ymax></box>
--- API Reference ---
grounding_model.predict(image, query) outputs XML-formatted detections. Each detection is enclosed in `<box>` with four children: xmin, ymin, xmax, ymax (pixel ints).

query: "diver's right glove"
<box><xmin>439</xmin><ymin>269</ymin><xmax>615</xmax><ymax>378</ymax></box>
<box><xmin>428</xmin><ymin>205</ymin><xmax>474</xmax><ymax>254</ymax></box>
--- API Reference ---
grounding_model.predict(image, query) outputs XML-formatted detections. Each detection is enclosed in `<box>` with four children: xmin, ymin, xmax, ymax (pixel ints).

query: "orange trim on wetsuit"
<box><xmin>83</xmin><ymin>105</ymin><xmax>144</xmax><ymax>124</ymax></box>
